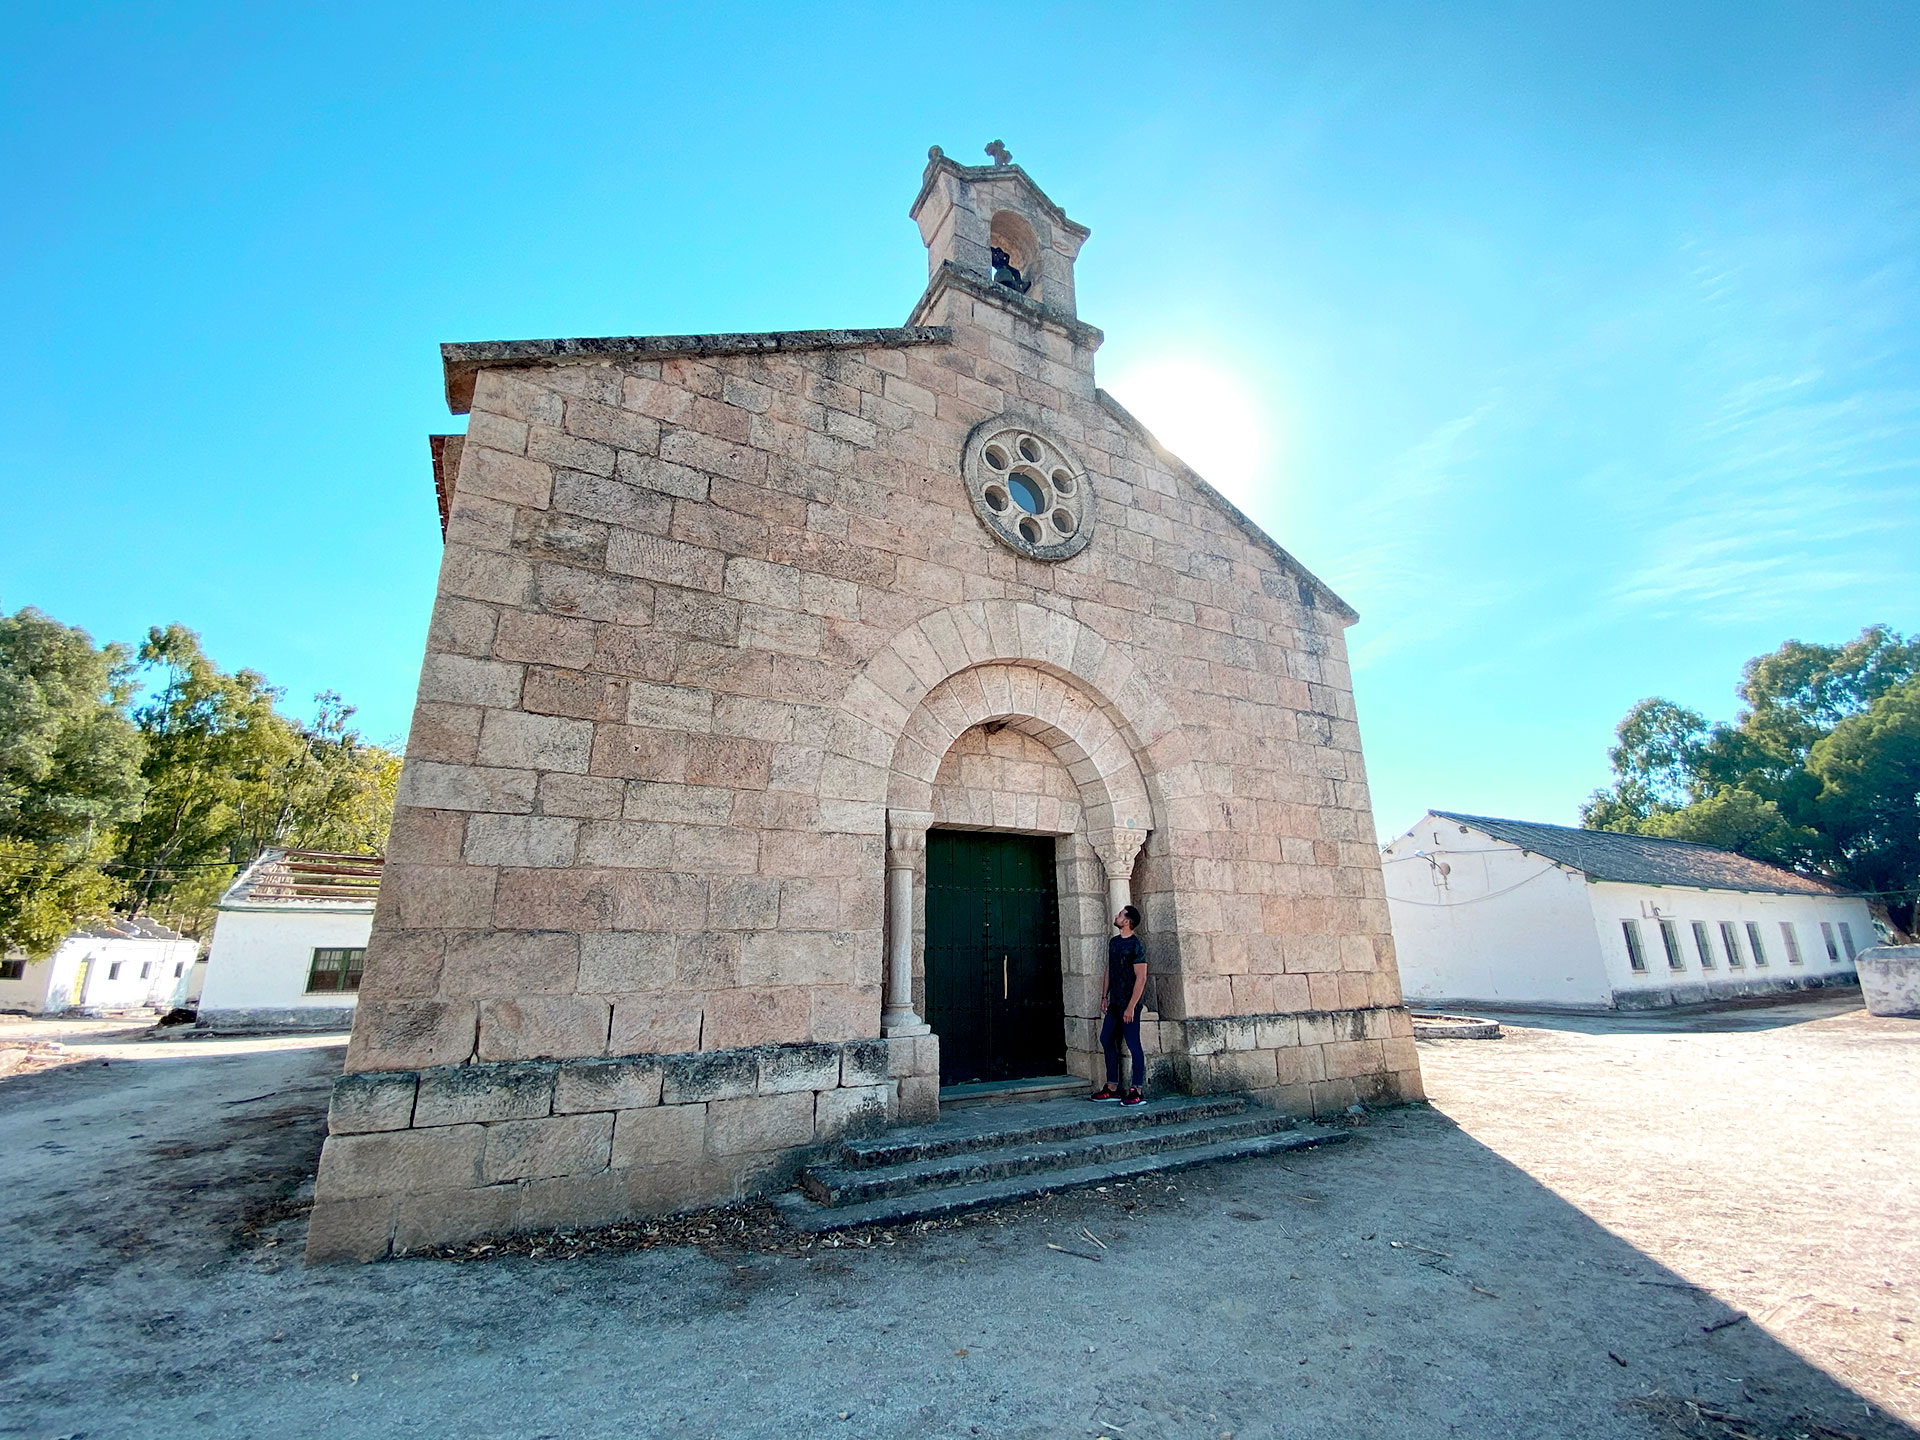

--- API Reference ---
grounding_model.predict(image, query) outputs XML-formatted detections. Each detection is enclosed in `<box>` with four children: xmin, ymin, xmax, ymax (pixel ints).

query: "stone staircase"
<box><xmin>773</xmin><ymin>1093</ymin><xmax>1347</xmax><ymax>1232</ymax></box>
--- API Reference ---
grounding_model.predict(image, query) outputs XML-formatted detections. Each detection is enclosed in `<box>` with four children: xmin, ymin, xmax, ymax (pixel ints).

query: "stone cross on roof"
<box><xmin>985</xmin><ymin>139</ymin><xmax>1012</xmax><ymax>166</ymax></box>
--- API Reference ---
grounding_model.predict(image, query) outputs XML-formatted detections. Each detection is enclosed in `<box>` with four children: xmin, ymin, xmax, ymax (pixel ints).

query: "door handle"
<box><xmin>1002</xmin><ymin>954</ymin><xmax>1008</xmax><ymax>999</ymax></box>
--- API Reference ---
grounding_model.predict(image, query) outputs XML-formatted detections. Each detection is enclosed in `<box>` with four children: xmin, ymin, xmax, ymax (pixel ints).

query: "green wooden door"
<box><xmin>924</xmin><ymin>831</ymin><xmax>1066</xmax><ymax>1086</ymax></box>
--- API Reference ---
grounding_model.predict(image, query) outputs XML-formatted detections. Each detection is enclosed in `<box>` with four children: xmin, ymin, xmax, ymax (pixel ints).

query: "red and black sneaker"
<box><xmin>1120</xmin><ymin>1089</ymin><xmax>1147</xmax><ymax>1106</ymax></box>
<box><xmin>1090</xmin><ymin>1085</ymin><xmax>1122</xmax><ymax>1103</ymax></box>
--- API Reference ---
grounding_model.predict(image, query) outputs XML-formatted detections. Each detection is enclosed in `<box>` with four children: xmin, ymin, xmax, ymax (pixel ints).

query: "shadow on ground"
<box><xmin>0</xmin><ymin>1035</ymin><xmax>1912</xmax><ymax>1440</ymax></box>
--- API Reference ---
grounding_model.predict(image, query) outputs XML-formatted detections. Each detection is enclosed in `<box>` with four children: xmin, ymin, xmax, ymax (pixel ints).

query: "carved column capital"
<box><xmin>1090</xmin><ymin>825</ymin><xmax>1149</xmax><ymax>881</ymax></box>
<box><xmin>886</xmin><ymin>809</ymin><xmax>934</xmax><ymax>869</ymax></box>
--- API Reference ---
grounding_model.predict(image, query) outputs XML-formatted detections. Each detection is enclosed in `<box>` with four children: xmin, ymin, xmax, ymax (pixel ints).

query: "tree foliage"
<box><xmin>0</xmin><ymin>609</ymin><xmax>399</xmax><ymax>949</ymax></box>
<box><xmin>0</xmin><ymin>609</ymin><xmax>147</xmax><ymax>955</ymax></box>
<box><xmin>115</xmin><ymin>627</ymin><xmax>400</xmax><ymax>934</ymax></box>
<box><xmin>1584</xmin><ymin>626</ymin><xmax>1920</xmax><ymax>930</ymax></box>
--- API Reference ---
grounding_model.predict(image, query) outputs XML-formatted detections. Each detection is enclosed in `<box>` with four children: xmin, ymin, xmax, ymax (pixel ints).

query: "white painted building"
<box><xmin>197</xmin><ymin>850</ymin><xmax>382</xmax><ymax>1031</ymax></box>
<box><xmin>0</xmin><ymin>917</ymin><xmax>200</xmax><ymax>1015</ymax></box>
<box><xmin>1383</xmin><ymin>811</ymin><xmax>1875</xmax><ymax>1010</ymax></box>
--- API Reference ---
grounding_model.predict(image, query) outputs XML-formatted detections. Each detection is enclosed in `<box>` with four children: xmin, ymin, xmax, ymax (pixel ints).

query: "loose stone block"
<box><xmin>327</xmin><ymin>1070</ymin><xmax>419</xmax><ymax>1135</ymax></box>
<box><xmin>413</xmin><ymin>1061</ymin><xmax>556</xmax><ymax>1127</ymax></box>
<box><xmin>554</xmin><ymin>1056</ymin><xmax>665</xmax><ymax>1114</ymax></box>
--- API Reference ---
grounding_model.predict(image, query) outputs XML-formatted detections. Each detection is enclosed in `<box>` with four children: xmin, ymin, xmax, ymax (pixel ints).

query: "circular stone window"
<box><xmin>963</xmin><ymin>417</ymin><xmax>1094</xmax><ymax>561</ymax></box>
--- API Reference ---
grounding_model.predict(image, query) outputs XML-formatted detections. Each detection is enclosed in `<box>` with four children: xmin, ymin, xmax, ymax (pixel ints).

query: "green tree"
<box><xmin>1584</xmin><ymin>627</ymin><xmax>1920</xmax><ymax>931</ymax></box>
<box><xmin>114</xmin><ymin>626</ymin><xmax>400</xmax><ymax>933</ymax></box>
<box><xmin>1806</xmin><ymin>677</ymin><xmax>1920</xmax><ymax>927</ymax></box>
<box><xmin>0</xmin><ymin>608</ymin><xmax>147</xmax><ymax>955</ymax></box>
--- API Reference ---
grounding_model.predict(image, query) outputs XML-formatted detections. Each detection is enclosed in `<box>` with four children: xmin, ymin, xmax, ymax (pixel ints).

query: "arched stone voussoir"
<box><xmin>843</xmin><ymin>600</ymin><xmax>1212</xmax><ymax>839</ymax></box>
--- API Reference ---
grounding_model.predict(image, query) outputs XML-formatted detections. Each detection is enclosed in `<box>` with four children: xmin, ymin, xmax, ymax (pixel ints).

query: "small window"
<box><xmin>108</xmin><ymin>961</ymin><xmax>123</xmax><ymax>981</ymax></box>
<box><xmin>0</xmin><ymin>958</ymin><xmax>24</xmax><ymax>981</ymax></box>
<box><xmin>1745</xmin><ymin>922</ymin><xmax>1768</xmax><ymax>968</ymax></box>
<box><xmin>1622</xmin><ymin>919</ymin><xmax>1649</xmax><ymax>973</ymax></box>
<box><xmin>173</xmin><ymin>962</ymin><xmax>185</xmax><ymax>978</ymax></box>
<box><xmin>1692</xmin><ymin>921</ymin><xmax>1716</xmax><ymax>969</ymax></box>
<box><xmin>1839</xmin><ymin>923</ymin><xmax>1857</xmax><ymax>960</ymax></box>
<box><xmin>139</xmin><ymin>961</ymin><xmax>152</xmax><ymax>979</ymax></box>
<box><xmin>1779</xmin><ymin>922</ymin><xmax>1803</xmax><ymax>965</ymax></box>
<box><xmin>1659</xmin><ymin>920</ymin><xmax>1686</xmax><ymax>971</ymax></box>
<box><xmin>1820</xmin><ymin>922</ymin><xmax>1839</xmax><ymax>961</ymax></box>
<box><xmin>305</xmin><ymin>947</ymin><xmax>367</xmax><ymax>994</ymax></box>
<box><xmin>1720</xmin><ymin>922</ymin><xmax>1744</xmax><ymax>969</ymax></box>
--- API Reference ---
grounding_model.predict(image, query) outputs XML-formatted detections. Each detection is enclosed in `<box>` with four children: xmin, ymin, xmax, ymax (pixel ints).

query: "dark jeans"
<box><xmin>1100</xmin><ymin>1009</ymin><xmax>1144</xmax><ymax>1089</ymax></box>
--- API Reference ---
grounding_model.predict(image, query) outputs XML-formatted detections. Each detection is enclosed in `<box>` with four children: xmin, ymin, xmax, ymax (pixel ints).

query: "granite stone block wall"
<box><xmin>307</xmin><ymin>1034</ymin><xmax>940</xmax><ymax>1262</ymax></box>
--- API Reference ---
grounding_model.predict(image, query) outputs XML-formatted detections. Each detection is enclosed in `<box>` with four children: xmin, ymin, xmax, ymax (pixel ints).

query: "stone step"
<box><xmin>774</xmin><ymin>1127</ymin><xmax>1348</xmax><ymax>1234</ymax></box>
<box><xmin>833</xmin><ymin>1093</ymin><xmax>1252</xmax><ymax>1171</ymax></box>
<box><xmin>803</xmin><ymin>1106</ymin><xmax>1299</xmax><ymax>1207</ymax></box>
<box><xmin>939</xmin><ymin>1075</ymin><xmax>1086</xmax><ymax>1110</ymax></box>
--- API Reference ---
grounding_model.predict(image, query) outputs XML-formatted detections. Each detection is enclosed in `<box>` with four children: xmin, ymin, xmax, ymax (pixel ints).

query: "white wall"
<box><xmin>0</xmin><ymin>935</ymin><xmax>198</xmax><ymax>1014</ymax></box>
<box><xmin>1588</xmin><ymin>882</ymin><xmax>1878</xmax><ymax>1002</ymax></box>
<box><xmin>198</xmin><ymin>906</ymin><xmax>374</xmax><ymax>1014</ymax></box>
<box><xmin>1383</xmin><ymin>815</ymin><xmax>1613</xmax><ymax>1008</ymax></box>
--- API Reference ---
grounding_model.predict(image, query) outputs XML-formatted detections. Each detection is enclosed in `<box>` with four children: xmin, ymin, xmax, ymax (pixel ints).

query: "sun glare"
<box><xmin>1102</xmin><ymin>358</ymin><xmax>1271</xmax><ymax>509</ymax></box>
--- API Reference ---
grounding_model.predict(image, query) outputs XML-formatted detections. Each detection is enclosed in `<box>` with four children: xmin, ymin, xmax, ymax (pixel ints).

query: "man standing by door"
<box><xmin>1093</xmin><ymin>905</ymin><xmax>1148</xmax><ymax>1105</ymax></box>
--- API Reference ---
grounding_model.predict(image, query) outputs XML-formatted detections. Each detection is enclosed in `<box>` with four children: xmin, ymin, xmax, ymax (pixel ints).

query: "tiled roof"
<box><xmin>221</xmin><ymin>849</ymin><xmax>384</xmax><ymax>909</ymax></box>
<box><xmin>1431</xmin><ymin>812</ymin><xmax>1849</xmax><ymax>898</ymax></box>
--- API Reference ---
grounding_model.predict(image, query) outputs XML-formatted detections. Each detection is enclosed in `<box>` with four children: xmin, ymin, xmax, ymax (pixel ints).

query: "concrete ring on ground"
<box><xmin>1410</xmin><ymin>1013</ymin><xmax>1503</xmax><ymax>1040</ymax></box>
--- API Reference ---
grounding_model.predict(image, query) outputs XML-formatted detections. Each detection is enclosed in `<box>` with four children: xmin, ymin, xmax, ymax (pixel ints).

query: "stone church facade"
<box><xmin>307</xmin><ymin>148</ymin><xmax>1421</xmax><ymax>1261</ymax></box>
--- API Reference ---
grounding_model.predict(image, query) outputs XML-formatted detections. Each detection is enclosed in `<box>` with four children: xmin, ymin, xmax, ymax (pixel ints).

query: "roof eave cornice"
<box><xmin>1095</xmin><ymin>390</ymin><xmax>1360</xmax><ymax>624</ymax></box>
<box><xmin>906</xmin><ymin>263</ymin><xmax>1104</xmax><ymax>348</ymax></box>
<box><xmin>440</xmin><ymin>325</ymin><xmax>953</xmax><ymax>415</ymax></box>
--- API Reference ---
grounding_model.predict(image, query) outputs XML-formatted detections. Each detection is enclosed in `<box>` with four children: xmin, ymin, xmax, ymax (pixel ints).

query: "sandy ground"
<box><xmin>0</xmin><ymin>994</ymin><xmax>1913</xmax><ymax>1440</ymax></box>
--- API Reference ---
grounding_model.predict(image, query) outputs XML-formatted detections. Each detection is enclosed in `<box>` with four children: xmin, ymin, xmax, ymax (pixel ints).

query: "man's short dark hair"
<box><xmin>1121</xmin><ymin>904</ymin><xmax>1141</xmax><ymax>928</ymax></box>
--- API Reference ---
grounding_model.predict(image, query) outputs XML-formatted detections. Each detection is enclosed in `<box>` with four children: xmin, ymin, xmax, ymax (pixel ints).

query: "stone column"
<box><xmin>1091</xmin><ymin>826</ymin><xmax>1149</xmax><ymax>928</ymax></box>
<box><xmin>882</xmin><ymin>810</ymin><xmax>933</xmax><ymax>1037</ymax></box>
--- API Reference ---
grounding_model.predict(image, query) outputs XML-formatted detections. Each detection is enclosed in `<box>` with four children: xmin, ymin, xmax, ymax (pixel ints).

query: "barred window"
<box><xmin>1692</xmin><ymin>921</ymin><xmax>1716</xmax><ymax>969</ymax></box>
<box><xmin>1659</xmin><ymin>920</ymin><xmax>1686</xmax><ymax>971</ymax></box>
<box><xmin>1779</xmin><ymin>922</ymin><xmax>1803</xmax><ymax>965</ymax></box>
<box><xmin>1745</xmin><ymin>921</ymin><xmax>1768</xmax><ymax>968</ymax></box>
<box><xmin>108</xmin><ymin>961</ymin><xmax>122</xmax><ymax>980</ymax></box>
<box><xmin>1820</xmin><ymin>922</ymin><xmax>1839</xmax><ymax>962</ymax></box>
<box><xmin>139</xmin><ymin>961</ymin><xmax>152</xmax><ymax>979</ymax></box>
<box><xmin>305</xmin><ymin>947</ymin><xmax>367</xmax><ymax>994</ymax></box>
<box><xmin>1622</xmin><ymin>919</ymin><xmax>1649</xmax><ymax>973</ymax></box>
<box><xmin>1839</xmin><ymin>923</ymin><xmax>1858</xmax><ymax>960</ymax></box>
<box><xmin>0</xmin><ymin>959</ymin><xmax>24</xmax><ymax>981</ymax></box>
<box><xmin>1720</xmin><ymin>922</ymin><xmax>1744</xmax><ymax>968</ymax></box>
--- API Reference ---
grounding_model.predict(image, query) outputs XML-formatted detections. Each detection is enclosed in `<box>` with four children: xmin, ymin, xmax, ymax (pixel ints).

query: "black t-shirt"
<box><xmin>1107</xmin><ymin>934</ymin><xmax>1145</xmax><ymax>1011</ymax></box>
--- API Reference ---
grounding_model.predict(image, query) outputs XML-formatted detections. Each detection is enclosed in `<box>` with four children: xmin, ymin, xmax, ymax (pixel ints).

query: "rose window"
<box><xmin>962</xmin><ymin>419</ymin><xmax>1094</xmax><ymax>561</ymax></box>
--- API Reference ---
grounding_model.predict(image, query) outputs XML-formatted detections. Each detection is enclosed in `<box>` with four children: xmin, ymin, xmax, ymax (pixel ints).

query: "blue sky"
<box><xmin>4</xmin><ymin>3</ymin><xmax>1915</xmax><ymax>842</ymax></box>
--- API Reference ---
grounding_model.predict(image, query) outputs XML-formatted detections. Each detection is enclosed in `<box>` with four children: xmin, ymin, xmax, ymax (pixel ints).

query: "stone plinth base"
<box><xmin>306</xmin><ymin>1033</ymin><xmax>941</xmax><ymax>1263</ymax></box>
<box><xmin>1856</xmin><ymin>947</ymin><xmax>1919</xmax><ymax>1017</ymax></box>
<box><xmin>196</xmin><ymin>1006</ymin><xmax>356</xmax><ymax>1033</ymax></box>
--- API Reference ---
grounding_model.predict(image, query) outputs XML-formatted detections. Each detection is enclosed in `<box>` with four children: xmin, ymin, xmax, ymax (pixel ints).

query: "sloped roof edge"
<box><xmin>1095</xmin><ymin>390</ymin><xmax>1359</xmax><ymax>624</ymax></box>
<box><xmin>441</xmin><ymin>325</ymin><xmax>953</xmax><ymax>415</ymax></box>
<box><xmin>1430</xmin><ymin>811</ymin><xmax>1850</xmax><ymax>898</ymax></box>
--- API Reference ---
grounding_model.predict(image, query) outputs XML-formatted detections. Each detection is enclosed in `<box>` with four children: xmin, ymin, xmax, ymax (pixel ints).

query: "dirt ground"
<box><xmin>0</xmin><ymin>994</ymin><xmax>1913</xmax><ymax>1440</ymax></box>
